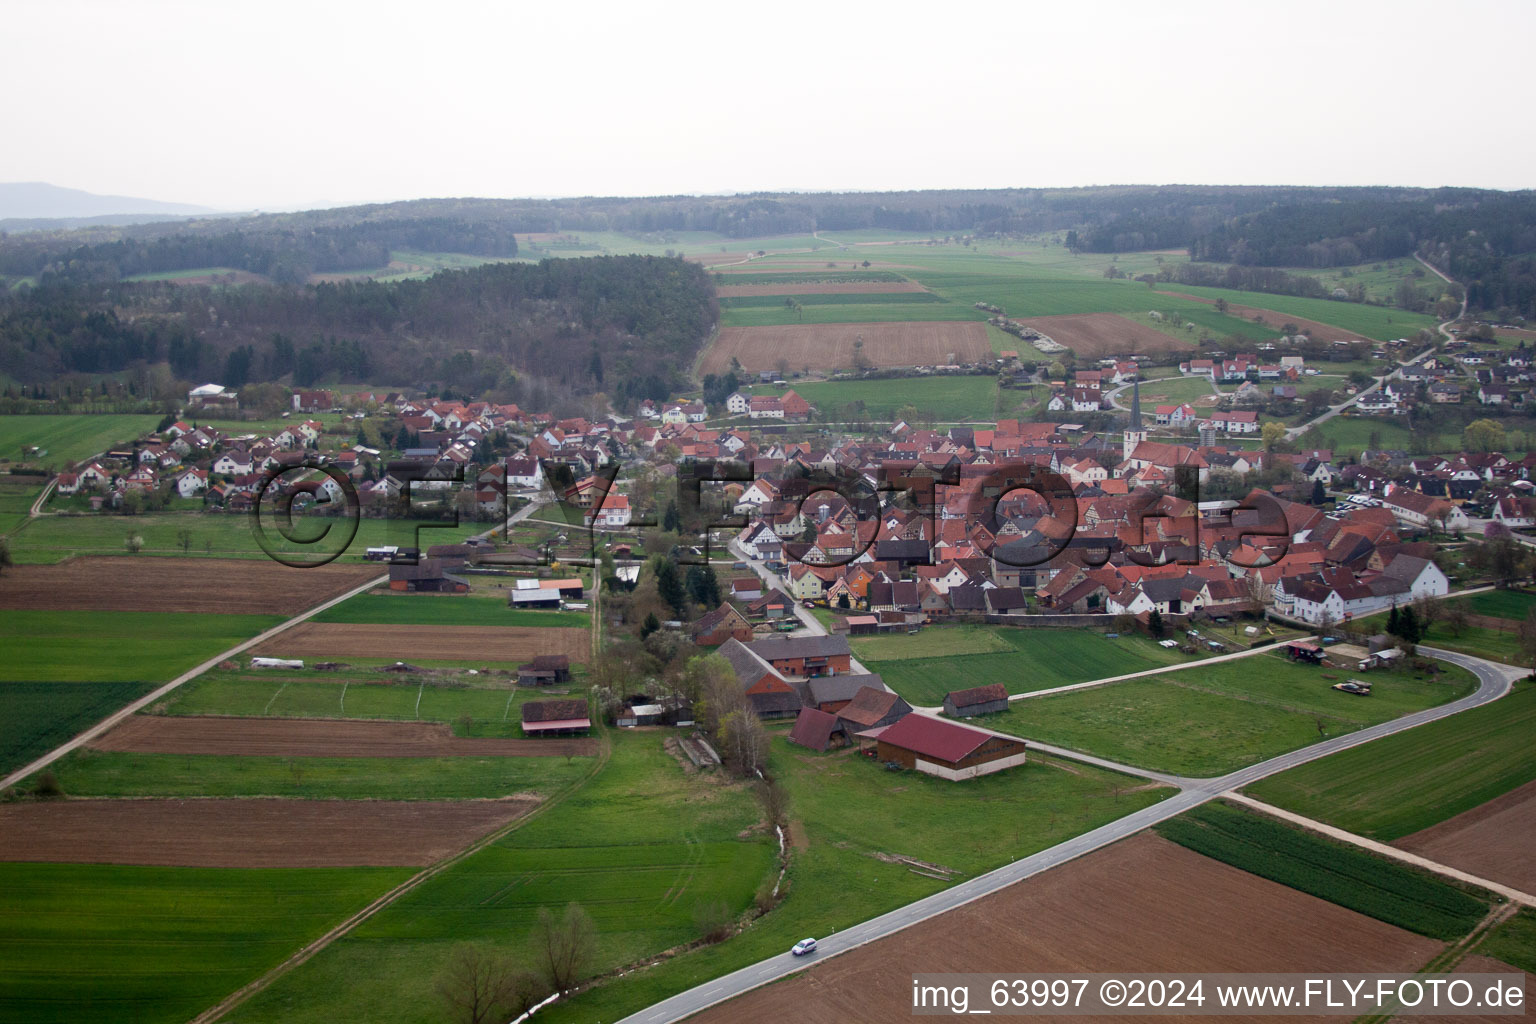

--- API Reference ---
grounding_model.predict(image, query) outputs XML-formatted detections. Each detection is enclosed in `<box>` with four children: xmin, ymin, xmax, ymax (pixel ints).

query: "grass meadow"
<box><xmin>854</xmin><ymin>626</ymin><xmax>1194</xmax><ymax>706</ymax></box>
<box><xmin>313</xmin><ymin>592</ymin><xmax>588</xmax><ymax>628</ymax></box>
<box><xmin>223</xmin><ymin>730</ymin><xmax>774</xmax><ymax>1024</ymax></box>
<box><xmin>0</xmin><ymin>414</ymin><xmax>161</xmax><ymax>467</ymax></box>
<box><xmin>757</xmin><ymin>376</ymin><xmax>1008</xmax><ymax>422</ymax></box>
<box><xmin>1245</xmin><ymin>681</ymin><xmax>1536</xmax><ymax>841</ymax></box>
<box><xmin>988</xmin><ymin>652</ymin><xmax>1476</xmax><ymax>777</ymax></box>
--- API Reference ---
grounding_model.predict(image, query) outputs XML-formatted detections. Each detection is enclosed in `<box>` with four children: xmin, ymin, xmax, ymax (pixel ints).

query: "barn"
<box><xmin>787</xmin><ymin>707</ymin><xmax>842</xmax><ymax>752</ymax></box>
<box><xmin>516</xmin><ymin>654</ymin><xmax>572</xmax><ymax>687</ymax></box>
<box><xmin>806</xmin><ymin>673</ymin><xmax>883</xmax><ymax>715</ymax></box>
<box><xmin>745</xmin><ymin>634</ymin><xmax>852</xmax><ymax>678</ymax></box>
<box><xmin>388</xmin><ymin>558</ymin><xmax>470</xmax><ymax>593</ymax></box>
<box><xmin>835</xmin><ymin>686</ymin><xmax>911</xmax><ymax>736</ymax></box>
<box><xmin>943</xmin><ymin>683</ymin><xmax>1010</xmax><ymax>718</ymax></box>
<box><xmin>521</xmin><ymin>698</ymin><xmax>592</xmax><ymax>736</ymax></box>
<box><xmin>876</xmin><ymin>714</ymin><xmax>1027</xmax><ymax>781</ymax></box>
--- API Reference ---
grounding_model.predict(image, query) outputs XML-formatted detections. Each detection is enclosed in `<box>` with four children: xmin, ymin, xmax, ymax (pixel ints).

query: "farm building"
<box><xmin>787</xmin><ymin>707</ymin><xmax>843</xmax><ymax>752</ymax></box>
<box><xmin>508</xmin><ymin>587</ymin><xmax>563</xmax><ymax>609</ymax></box>
<box><xmin>943</xmin><ymin>683</ymin><xmax>1010</xmax><ymax>718</ymax></box>
<box><xmin>388</xmin><ymin>558</ymin><xmax>470</xmax><ymax>593</ymax></box>
<box><xmin>876</xmin><ymin>714</ymin><xmax>1027</xmax><ymax>781</ymax></box>
<box><xmin>846</xmin><ymin>614</ymin><xmax>880</xmax><ymax>635</ymax></box>
<box><xmin>806</xmin><ymin>673</ymin><xmax>886</xmax><ymax>715</ymax></box>
<box><xmin>692</xmin><ymin>603</ymin><xmax>755</xmax><ymax>646</ymax></box>
<box><xmin>718</xmin><ymin>638</ymin><xmax>805</xmax><ymax>720</ymax></box>
<box><xmin>746</xmin><ymin>592</ymin><xmax>792</xmax><ymax>619</ymax></box>
<box><xmin>835</xmin><ymin>686</ymin><xmax>911</xmax><ymax>735</ymax></box>
<box><xmin>516</xmin><ymin>654</ymin><xmax>572</xmax><ymax>686</ymax></box>
<box><xmin>521</xmin><ymin>698</ymin><xmax>591</xmax><ymax>737</ymax></box>
<box><xmin>746</xmin><ymin>634</ymin><xmax>852</xmax><ymax>678</ymax></box>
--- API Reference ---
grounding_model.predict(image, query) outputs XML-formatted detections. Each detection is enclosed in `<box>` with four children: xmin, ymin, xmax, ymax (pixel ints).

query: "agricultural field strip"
<box><xmin>1222</xmin><ymin>793</ymin><xmax>1536</xmax><ymax>908</ymax></box>
<box><xmin>0</xmin><ymin>499</ymin><xmax>547</xmax><ymax>790</ymax></box>
<box><xmin>612</xmin><ymin>645</ymin><xmax>1519</xmax><ymax>1024</ymax></box>
<box><xmin>0</xmin><ymin>570</ymin><xmax>381</xmax><ymax>791</ymax></box>
<box><xmin>186</xmin><ymin>736</ymin><xmax>613</xmax><ymax>1024</ymax></box>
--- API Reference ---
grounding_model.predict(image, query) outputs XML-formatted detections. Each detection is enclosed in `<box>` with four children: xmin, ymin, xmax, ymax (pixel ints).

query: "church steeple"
<box><xmin>1122</xmin><ymin>376</ymin><xmax>1146</xmax><ymax>461</ymax></box>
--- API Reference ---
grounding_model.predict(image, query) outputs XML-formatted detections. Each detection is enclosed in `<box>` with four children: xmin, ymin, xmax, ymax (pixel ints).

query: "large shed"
<box><xmin>521</xmin><ymin>698</ymin><xmax>591</xmax><ymax>736</ymax></box>
<box><xmin>876</xmin><ymin>714</ymin><xmax>1027</xmax><ymax>781</ymax></box>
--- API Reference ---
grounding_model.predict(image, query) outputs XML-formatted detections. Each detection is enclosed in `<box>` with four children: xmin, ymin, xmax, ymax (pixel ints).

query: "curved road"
<box><xmin>615</xmin><ymin>645</ymin><xmax>1522</xmax><ymax>1024</ymax></box>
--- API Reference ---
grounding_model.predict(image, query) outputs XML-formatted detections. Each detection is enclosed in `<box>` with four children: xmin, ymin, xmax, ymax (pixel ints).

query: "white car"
<box><xmin>791</xmin><ymin>938</ymin><xmax>818</xmax><ymax>957</ymax></box>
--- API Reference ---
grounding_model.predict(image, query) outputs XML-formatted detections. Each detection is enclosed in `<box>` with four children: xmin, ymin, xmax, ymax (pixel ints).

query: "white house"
<box><xmin>726</xmin><ymin>392</ymin><xmax>751</xmax><ymax>416</ymax></box>
<box><xmin>505</xmin><ymin>456</ymin><xmax>544</xmax><ymax>490</ymax></box>
<box><xmin>585</xmin><ymin>492</ymin><xmax>632</xmax><ymax>528</ymax></box>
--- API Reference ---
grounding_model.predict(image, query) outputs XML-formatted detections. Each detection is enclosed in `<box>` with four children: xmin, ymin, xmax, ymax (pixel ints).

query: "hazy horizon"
<box><xmin>6</xmin><ymin>0</ymin><xmax>1533</xmax><ymax>211</ymax></box>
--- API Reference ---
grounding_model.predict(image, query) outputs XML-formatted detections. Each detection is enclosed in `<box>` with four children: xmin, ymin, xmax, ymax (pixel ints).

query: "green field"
<box><xmin>755</xmin><ymin>375</ymin><xmax>1007</xmax><ymax>422</ymax></box>
<box><xmin>1478</xmin><ymin>909</ymin><xmax>1536</xmax><ymax>973</ymax></box>
<box><xmin>719</xmin><ymin>301</ymin><xmax>981</xmax><ymax>327</ymax></box>
<box><xmin>0</xmin><ymin>862</ymin><xmax>411</xmax><ymax>1024</ymax></box>
<box><xmin>7</xmin><ymin>512</ymin><xmax>481</xmax><ymax>564</ymax></box>
<box><xmin>0</xmin><ymin>610</ymin><xmax>284</xmax><ymax>683</ymax></box>
<box><xmin>0</xmin><ymin>681</ymin><xmax>154</xmax><ymax>778</ymax></box>
<box><xmin>0</xmin><ymin>414</ymin><xmax>161</xmax><ymax>467</ymax></box>
<box><xmin>989</xmin><ymin>652</ymin><xmax>1476</xmax><ymax>776</ymax></box>
<box><xmin>0</xmin><ymin>475</ymin><xmax>43</xmax><ymax>531</ymax></box>
<box><xmin>36</xmin><ymin>747</ymin><xmax>592</xmax><ymax>801</ymax></box>
<box><xmin>223</xmin><ymin>730</ymin><xmax>774</xmax><ymax>1024</ymax></box>
<box><xmin>154</xmin><ymin>669</ymin><xmax>570</xmax><ymax>733</ymax></box>
<box><xmin>1153</xmin><ymin>284</ymin><xmax>1438</xmax><ymax>342</ymax></box>
<box><xmin>1156</xmin><ymin>802</ymin><xmax>1487</xmax><ymax>940</ymax></box>
<box><xmin>313</xmin><ymin>592</ymin><xmax>588</xmax><ymax>628</ymax></box>
<box><xmin>719</xmin><ymin>292</ymin><xmax>946</xmax><ymax>308</ymax></box>
<box><xmin>1348</xmin><ymin>605</ymin><xmax>1525</xmax><ymax>663</ymax></box>
<box><xmin>1132</xmin><ymin>374</ymin><xmax>1221</xmax><ymax>405</ymax></box>
<box><xmin>856</xmin><ymin>627</ymin><xmax>1193</xmax><ymax>706</ymax></box>
<box><xmin>1245</xmin><ymin>681</ymin><xmax>1536</xmax><ymax>841</ymax></box>
<box><xmin>1464</xmin><ymin>588</ymin><xmax>1536</xmax><ymax>621</ymax></box>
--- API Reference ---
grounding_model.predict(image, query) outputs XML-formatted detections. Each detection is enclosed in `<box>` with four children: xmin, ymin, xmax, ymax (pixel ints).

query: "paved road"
<box><xmin>613</xmin><ymin>644</ymin><xmax>1520</xmax><ymax>1024</ymax></box>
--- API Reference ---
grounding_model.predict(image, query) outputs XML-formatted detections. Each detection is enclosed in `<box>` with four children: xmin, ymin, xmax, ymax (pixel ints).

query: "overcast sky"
<box><xmin>4</xmin><ymin>0</ymin><xmax>1532</xmax><ymax>211</ymax></box>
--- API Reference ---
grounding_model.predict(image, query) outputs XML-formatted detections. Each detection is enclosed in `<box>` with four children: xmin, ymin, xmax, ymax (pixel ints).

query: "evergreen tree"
<box><xmin>687</xmin><ymin>565</ymin><xmax>721</xmax><ymax>607</ymax></box>
<box><xmin>663</xmin><ymin>500</ymin><xmax>680</xmax><ymax>533</ymax></box>
<box><xmin>1311</xmin><ymin>478</ymin><xmax>1326</xmax><ymax>505</ymax></box>
<box><xmin>640</xmin><ymin>613</ymin><xmax>660</xmax><ymax>638</ymax></box>
<box><xmin>655</xmin><ymin>561</ymin><xmax>686</xmax><ymax>616</ymax></box>
<box><xmin>1387</xmin><ymin>604</ymin><xmax>1400</xmax><ymax>635</ymax></box>
<box><xmin>1147</xmin><ymin>609</ymin><xmax>1165</xmax><ymax>639</ymax></box>
<box><xmin>1399</xmin><ymin>605</ymin><xmax>1421</xmax><ymax>644</ymax></box>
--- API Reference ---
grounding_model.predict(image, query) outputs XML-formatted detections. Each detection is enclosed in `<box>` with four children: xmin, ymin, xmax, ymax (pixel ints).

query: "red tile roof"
<box><xmin>878</xmin><ymin>713</ymin><xmax>997</xmax><ymax>763</ymax></box>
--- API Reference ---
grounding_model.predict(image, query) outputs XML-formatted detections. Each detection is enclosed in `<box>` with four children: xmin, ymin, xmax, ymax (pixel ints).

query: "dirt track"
<box><xmin>699</xmin><ymin>322</ymin><xmax>990</xmax><ymax>375</ymax></box>
<box><xmin>0</xmin><ymin>797</ymin><xmax>537</xmax><ymax>867</ymax></box>
<box><xmin>689</xmin><ymin>833</ymin><xmax>1440</xmax><ymax>1024</ymax></box>
<box><xmin>1019</xmin><ymin>313</ymin><xmax>1195</xmax><ymax>358</ymax></box>
<box><xmin>90</xmin><ymin>715</ymin><xmax>597</xmax><ymax>758</ymax></box>
<box><xmin>253</xmin><ymin>621</ymin><xmax>590</xmax><ymax>663</ymax></box>
<box><xmin>0</xmin><ymin>557</ymin><xmax>381</xmax><ymax>615</ymax></box>
<box><xmin>1395</xmin><ymin>780</ymin><xmax>1536</xmax><ymax>894</ymax></box>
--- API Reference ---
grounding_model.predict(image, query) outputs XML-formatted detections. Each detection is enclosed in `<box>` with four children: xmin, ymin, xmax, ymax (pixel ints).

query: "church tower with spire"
<box><xmin>1122</xmin><ymin>375</ymin><xmax>1147</xmax><ymax>460</ymax></box>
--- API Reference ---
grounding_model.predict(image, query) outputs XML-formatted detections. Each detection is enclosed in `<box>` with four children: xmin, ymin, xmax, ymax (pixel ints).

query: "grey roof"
<box><xmin>746</xmin><ymin>634</ymin><xmax>851</xmax><ymax>662</ymax></box>
<box><xmin>807</xmin><ymin>673</ymin><xmax>881</xmax><ymax>706</ymax></box>
<box><xmin>1378</xmin><ymin>554</ymin><xmax>1433</xmax><ymax>584</ymax></box>
<box><xmin>718</xmin><ymin>637</ymin><xmax>782</xmax><ymax>684</ymax></box>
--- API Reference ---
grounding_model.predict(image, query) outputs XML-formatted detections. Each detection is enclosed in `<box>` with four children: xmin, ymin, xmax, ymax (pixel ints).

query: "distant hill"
<box><xmin>0</xmin><ymin>182</ymin><xmax>217</xmax><ymax>221</ymax></box>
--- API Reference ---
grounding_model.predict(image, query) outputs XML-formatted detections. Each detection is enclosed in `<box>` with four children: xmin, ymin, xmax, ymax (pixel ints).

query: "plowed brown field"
<box><xmin>699</xmin><ymin>322</ymin><xmax>990</xmax><ymax>375</ymax></box>
<box><xmin>0</xmin><ymin>557</ymin><xmax>380</xmax><ymax>615</ymax></box>
<box><xmin>1395</xmin><ymin>780</ymin><xmax>1536</xmax><ymax>894</ymax></box>
<box><xmin>0</xmin><ymin>797</ymin><xmax>537</xmax><ymax>867</ymax></box>
<box><xmin>688</xmin><ymin>833</ymin><xmax>1441</xmax><ymax>1024</ymax></box>
<box><xmin>1019</xmin><ymin>313</ymin><xmax>1194</xmax><ymax>358</ymax></box>
<box><xmin>252</xmin><ymin>622</ymin><xmax>589</xmax><ymax>663</ymax></box>
<box><xmin>715</xmin><ymin>282</ymin><xmax>926</xmax><ymax>297</ymax></box>
<box><xmin>91</xmin><ymin>715</ymin><xmax>596</xmax><ymax>757</ymax></box>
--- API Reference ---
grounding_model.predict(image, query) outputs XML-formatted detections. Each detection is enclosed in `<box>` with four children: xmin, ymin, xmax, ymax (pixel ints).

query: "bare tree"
<box><xmin>434</xmin><ymin>943</ymin><xmax>540</xmax><ymax>1024</ymax></box>
<box><xmin>1412</xmin><ymin>594</ymin><xmax>1444</xmax><ymax>634</ymax></box>
<box><xmin>1443</xmin><ymin>600</ymin><xmax>1471</xmax><ymax>638</ymax></box>
<box><xmin>533</xmin><ymin>902</ymin><xmax>596</xmax><ymax>993</ymax></box>
<box><xmin>717</xmin><ymin>707</ymin><xmax>769</xmax><ymax>777</ymax></box>
<box><xmin>1519</xmin><ymin>608</ymin><xmax>1536</xmax><ymax>668</ymax></box>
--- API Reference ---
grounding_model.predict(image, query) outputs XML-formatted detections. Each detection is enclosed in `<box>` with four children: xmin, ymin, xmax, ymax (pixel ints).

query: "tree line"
<box><xmin>0</xmin><ymin>255</ymin><xmax>717</xmax><ymax>408</ymax></box>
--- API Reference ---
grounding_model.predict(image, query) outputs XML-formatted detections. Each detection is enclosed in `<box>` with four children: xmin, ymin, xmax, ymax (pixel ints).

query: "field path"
<box><xmin>1221</xmin><ymin>792</ymin><xmax>1536</xmax><ymax>908</ymax></box>
<box><xmin>613</xmin><ymin>645</ymin><xmax>1522</xmax><ymax>1024</ymax></box>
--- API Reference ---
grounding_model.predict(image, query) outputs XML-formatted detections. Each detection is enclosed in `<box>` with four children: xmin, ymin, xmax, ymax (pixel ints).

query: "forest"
<box><xmin>0</xmin><ymin>256</ymin><xmax>717</xmax><ymax>409</ymax></box>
